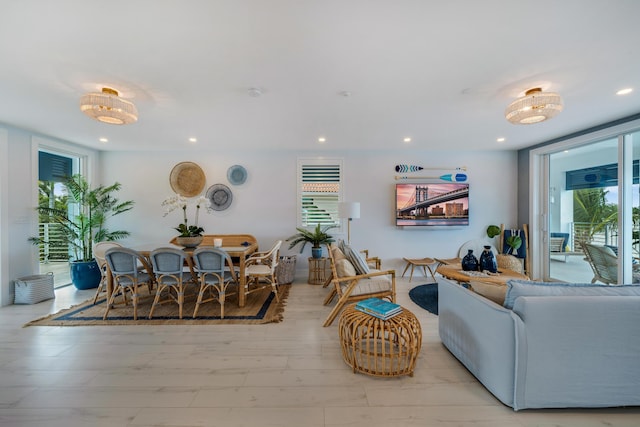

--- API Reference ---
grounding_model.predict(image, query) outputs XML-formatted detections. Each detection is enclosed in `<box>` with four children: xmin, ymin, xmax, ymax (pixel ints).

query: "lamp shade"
<box><xmin>505</xmin><ymin>88</ymin><xmax>563</xmax><ymax>125</ymax></box>
<box><xmin>339</xmin><ymin>202</ymin><xmax>360</xmax><ymax>219</ymax></box>
<box><xmin>80</xmin><ymin>87</ymin><xmax>138</xmax><ymax>125</ymax></box>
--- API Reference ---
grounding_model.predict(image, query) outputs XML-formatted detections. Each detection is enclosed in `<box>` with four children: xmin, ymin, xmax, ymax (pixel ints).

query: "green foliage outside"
<box><xmin>30</xmin><ymin>174</ymin><xmax>134</xmax><ymax>262</ymax></box>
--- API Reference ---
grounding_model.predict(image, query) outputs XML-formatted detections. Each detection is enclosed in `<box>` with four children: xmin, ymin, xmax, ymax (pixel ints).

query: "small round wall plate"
<box><xmin>227</xmin><ymin>165</ymin><xmax>247</xmax><ymax>185</ymax></box>
<box><xmin>169</xmin><ymin>161</ymin><xmax>206</xmax><ymax>197</ymax></box>
<box><xmin>206</xmin><ymin>184</ymin><xmax>233</xmax><ymax>211</ymax></box>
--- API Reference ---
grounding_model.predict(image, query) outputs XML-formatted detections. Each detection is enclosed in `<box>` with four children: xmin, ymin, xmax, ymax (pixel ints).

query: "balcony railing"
<box><xmin>37</xmin><ymin>223</ymin><xmax>70</xmax><ymax>262</ymax></box>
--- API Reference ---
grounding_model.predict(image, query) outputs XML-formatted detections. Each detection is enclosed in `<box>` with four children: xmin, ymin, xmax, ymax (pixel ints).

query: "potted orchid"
<box><xmin>162</xmin><ymin>194</ymin><xmax>210</xmax><ymax>247</ymax></box>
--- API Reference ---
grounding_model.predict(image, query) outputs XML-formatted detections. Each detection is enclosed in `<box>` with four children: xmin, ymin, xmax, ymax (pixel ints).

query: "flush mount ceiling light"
<box><xmin>79</xmin><ymin>87</ymin><xmax>138</xmax><ymax>125</ymax></box>
<box><xmin>505</xmin><ymin>87</ymin><xmax>563</xmax><ymax>125</ymax></box>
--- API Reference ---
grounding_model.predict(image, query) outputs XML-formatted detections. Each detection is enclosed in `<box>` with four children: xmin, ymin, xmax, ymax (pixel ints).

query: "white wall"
<box><xmin>0</xmin><ymin>125</ymin><xmax>518</xmax><ymax>305</ymax></box>
<box><xmin>100</xmin><ymin>149</ymin><xmax>518</xmax><ymax>274</ymax></box>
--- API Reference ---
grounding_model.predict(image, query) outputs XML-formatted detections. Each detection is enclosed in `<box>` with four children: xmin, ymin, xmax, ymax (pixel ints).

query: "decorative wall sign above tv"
<box><xmin>395</xmin><ymin>172</ymin><xmax>467</xmax><ymax>182</ymax></box>
<box><xmin>169</xmin><ymin>161</ymin><xmax>206</xmax><ymax>197</ymax></box>
<box><xmin>395</xmin><ymin>164</ymin><xmax>467</xmax><ymax>173</ymax></box>
<box><xmin>396</xmin><ymin>182</ymin><xmax>469</xmax><ymax>227</ymax></box>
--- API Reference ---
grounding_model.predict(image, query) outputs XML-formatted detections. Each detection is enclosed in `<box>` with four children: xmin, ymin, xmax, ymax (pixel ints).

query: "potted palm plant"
<box><xmin>30</xmin><ymin>174</ymin><xmax>134</xmax><ymax>289</ymax></box>
<box><xmin>286</xmin><ymin>224</ymin><xmax>337</xmax><ymax>258</ymax></box>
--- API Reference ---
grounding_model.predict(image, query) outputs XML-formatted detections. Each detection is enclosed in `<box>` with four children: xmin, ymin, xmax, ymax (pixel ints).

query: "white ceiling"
<box><xmin>1</xmin><ymin>0</ymin><xmax>639</xmax><ymax>152</ymax></box>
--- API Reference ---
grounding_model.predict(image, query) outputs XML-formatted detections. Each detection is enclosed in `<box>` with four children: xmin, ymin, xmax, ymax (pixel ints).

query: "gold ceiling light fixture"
<box><xmin>505</xmin><ymin>87</ymin><xmax>563</xmax><ymax>125</ymax></box>
<box><xmin>79</xmin><ymin>87</ymin><xmax>138</xmax><ymax>125</ymax></box>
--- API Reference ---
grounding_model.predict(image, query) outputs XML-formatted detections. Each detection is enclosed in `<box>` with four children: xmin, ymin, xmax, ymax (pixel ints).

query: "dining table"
<box><xmin>106</xmin><ymin>241</ymin><xmax>258</xmax><ymax>308</ymax></box>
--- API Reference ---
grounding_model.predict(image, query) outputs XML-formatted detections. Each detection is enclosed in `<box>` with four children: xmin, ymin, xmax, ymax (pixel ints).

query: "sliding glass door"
<box><xmin>534</xmin><ymin>123</ymin><xmax>640</xmax><ymax>284</ymax></box>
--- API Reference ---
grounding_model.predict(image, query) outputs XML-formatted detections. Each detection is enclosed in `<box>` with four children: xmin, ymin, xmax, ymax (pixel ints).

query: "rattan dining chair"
<box><xmin>191</xmin><ymin>247</ymin><xmax>238</xmax><ymax>318</ymax></box>
<box><xmin>148</xmin><ymin>247</ymin><xmax>195</xmax><ymax>319</ymax></box>
<box><xmin>92</xmin><ymin>241</ymin><xmax>122</xmax><ymax>305</ymax></box>
<box><xmin>103</xmin><ymin>247</ymin><xmax>155</xmax><ymax>320</ymax></box>
<box><xmin>244</xmin><ymin>240</ymin><xmax>282</xmax><ymax>302</ymax></box>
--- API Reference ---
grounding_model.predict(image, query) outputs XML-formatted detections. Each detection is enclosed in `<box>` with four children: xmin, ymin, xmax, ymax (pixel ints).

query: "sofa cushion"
<box><xmin>503</xmin><ymin>279</ymin><xmax>640</xmax><ymax>309</ymax></box>
<box><xmin>470</xmin><ymin>280</ymin><xmax>507</xmax><ymax>305</ymax></box>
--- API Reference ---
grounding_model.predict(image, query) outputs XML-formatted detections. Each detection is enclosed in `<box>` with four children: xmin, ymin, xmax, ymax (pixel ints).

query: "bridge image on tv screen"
<box><xmin>395</xmin><ymin>183</ymin><xmax>469</xmax><ymax>226</ymax></box>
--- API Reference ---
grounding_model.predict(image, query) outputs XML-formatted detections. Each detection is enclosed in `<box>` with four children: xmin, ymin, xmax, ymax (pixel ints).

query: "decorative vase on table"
<box><xmin>461</xmin><ymin>249</ymin><xmax>479</xmax><ymax>271</ymax></box>
<box><xmin>479</xmin><ymin>245</ymin><xmax>498</xmax><ymax>273</ymax></box>
<box><xmin>175</xmin><ymin>235</ymin><xmax>203</xmax><ymax>248</ymax></box>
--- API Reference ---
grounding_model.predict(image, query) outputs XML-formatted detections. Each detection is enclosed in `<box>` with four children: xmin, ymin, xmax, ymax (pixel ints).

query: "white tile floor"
<box><xmin>1</xmin><ymin>275</ymin><xmax>639</xmax><ymax>426</ymax></box>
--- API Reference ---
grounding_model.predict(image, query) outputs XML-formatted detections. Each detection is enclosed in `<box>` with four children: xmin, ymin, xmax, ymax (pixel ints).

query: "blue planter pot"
<box><xmin>70</xmin><ymin>260</ymin><xmax>102</xmax><ymax>290</ymax></box>
<box><xmin>311</xmin><ymin>247</ymin><xmax>323</xmax><ymax>259</ymax></box>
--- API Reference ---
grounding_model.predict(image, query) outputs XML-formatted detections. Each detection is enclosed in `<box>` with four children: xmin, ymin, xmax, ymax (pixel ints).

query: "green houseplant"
<box><xmin>286</xmin><ymin>224</ymin><xmax>337</xmax><ymax>258</ymax></box>
<box><xmin>30</xmin><ymin>174</ymin><xmax>134</xmax><ymax>289</ymax></box>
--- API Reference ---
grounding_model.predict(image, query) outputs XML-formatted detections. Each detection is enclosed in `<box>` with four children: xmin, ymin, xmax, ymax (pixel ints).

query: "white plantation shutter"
<box><xmin>298</xmin><ymin>159</ymin><xmax>342</xmax><ymax>227</ymax></box>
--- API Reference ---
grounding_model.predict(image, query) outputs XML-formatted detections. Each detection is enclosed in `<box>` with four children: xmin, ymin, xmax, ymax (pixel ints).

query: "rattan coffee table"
<box><xmin>338</xmin><ymin>303</ymin><xmax>422</xmax><ymax>377</ymax></box>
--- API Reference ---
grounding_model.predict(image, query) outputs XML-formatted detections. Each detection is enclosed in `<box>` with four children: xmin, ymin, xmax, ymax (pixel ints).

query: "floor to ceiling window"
<box><xmin>37</xmin><ymin>150</ymin><xmax>80</xmax><ymax>288</ymax></box>
<box><xmin>531</xmin><ymin>120</ymin><xmax>640</xmax><ymax>284</ymax></box>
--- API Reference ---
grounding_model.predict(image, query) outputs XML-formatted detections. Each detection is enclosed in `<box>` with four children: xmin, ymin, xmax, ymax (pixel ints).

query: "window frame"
<box><xmin>296</xmin><ymin>157</ymin><xmax>343</xmax><ymax>230</ymax></box>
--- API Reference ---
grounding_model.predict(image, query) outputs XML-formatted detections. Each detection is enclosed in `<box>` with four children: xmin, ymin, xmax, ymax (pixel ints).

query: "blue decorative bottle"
<box><xmin>461</xmin><ymin>249</ymin><xmax>479</xmax><ymax>271</ymax></box>
<box><xmin>479</xmin><ymin>245</ymin><xmax>498</xmax><ymax>273</ymax></box>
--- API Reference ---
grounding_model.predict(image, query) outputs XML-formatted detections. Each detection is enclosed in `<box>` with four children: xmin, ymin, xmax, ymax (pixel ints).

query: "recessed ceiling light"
<box><xmin>248</xmin><ymin>87</ymin><xmax>262</xmax><ymax>97</ymax></box>
<box><xmin>497</xmin><ymin>137</ymin><xmax>505</xmax><ymax>142</ymax></box>
<box><xmin>318</xmin><ymin>137</ymin><xmax>326</xmax><ymax>143</ymax></box>
<box><xmin>616</xmin><ymin>88</ymin><xmax>633</xmax><ymax>95</ymax></box>
<box><xmin>403</xmin><ymin>137</ymin><xmax>412</xmax><ymax>143</ymax></box>
<box><xmin>188</xmin><ymin>137</ymin><xmax>197</xmax><ymax>143</ymax></box>
<box><xmin>99</xmin><ymin>137</ymin><xmax>108</xmax><ymax>143</ymax></box>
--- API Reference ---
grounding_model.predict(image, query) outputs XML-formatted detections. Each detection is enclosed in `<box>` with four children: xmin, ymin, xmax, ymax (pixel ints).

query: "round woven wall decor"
<box><xmin>169</xmin><ymin>162</ymin><xmax>206</xmax><ymax>197</ymax></box>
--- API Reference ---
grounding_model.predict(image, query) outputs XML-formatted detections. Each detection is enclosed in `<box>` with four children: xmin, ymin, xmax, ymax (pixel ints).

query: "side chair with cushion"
<box><xmin>192</xmin><ymin>247</ymin><xmax>238</xmax><ymax>318</ymax></box>
<box><xmin>323</xmin><ymin>242</ymin><xmax>396</xmax><ymax>327</ymax></box>
<box><xmin>244</xmin><ymin>240</ymin><xmax>282</xmax><ymax>302</ymax></box>
<box><xmin>148</xmin><ymin>247</ymin><xmax>195</xmax><ymax>319</ymax></box>
<box><xmin>92</xmin><ymin>241</ymin><xmax>122</xmax><ymax>305</ymax></box>
<box><xmin>103</xmin><ymin>247</ymin><xmax>155</xmax><ymax>320</ymax></box>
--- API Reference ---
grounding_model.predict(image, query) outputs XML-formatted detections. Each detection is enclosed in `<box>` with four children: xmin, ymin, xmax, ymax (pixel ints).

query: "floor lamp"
<box><xmin>339</xmin><ymin>202</ymin><xmax>360</xmax><ymax>244</ymax></box>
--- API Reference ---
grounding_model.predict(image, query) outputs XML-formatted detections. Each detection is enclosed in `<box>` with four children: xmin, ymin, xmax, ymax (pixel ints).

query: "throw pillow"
<box><xmin>470</xmin><ymin>280</ymin><xmax>507</xmax><ymax>305</ymax></box>
<box><xmin>341</xmin><ymin>243</ymin><xmax>371</xmax><ymax>275</ymax></box>
<box><xmin>331</xmin><ymin>245</ymin><xmax>347</xmax><ymax>262</ymax></box>
<box><xmin>335</xmin><ymin>258</ymin><xmax>357</xmax><ymax>277</ymax></box>
<box><xmin>503</xmin><ymin>280</ymin><xmax>640</xmax><ymax>309</ymax></box>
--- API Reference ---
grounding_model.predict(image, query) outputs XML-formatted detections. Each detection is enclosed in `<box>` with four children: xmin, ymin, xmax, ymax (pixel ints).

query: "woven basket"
<box><xmin>14</xmin><ymin>272</ymin><xmax>55</xmax><ymax>304</ymax></box>
<box><xmin>496</xmin><ymin>254</ymin><xmax>524</xmax><ymax>274</ymax></box>
<box><xmin>276</xmin><ymin>255</ymin><xmax>297</xmax><ymax>285</ymax></box>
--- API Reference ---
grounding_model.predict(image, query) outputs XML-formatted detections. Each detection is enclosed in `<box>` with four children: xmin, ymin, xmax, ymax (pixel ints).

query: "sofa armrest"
<box><xmin>438</xmin><ymin>278</ymin><xmax>519</xmax><ymax>408</ymax></box>
<box><xmin>511</xmin><ymin>296</ymin><xmax>640</xmax><ymax>410</ymax></box>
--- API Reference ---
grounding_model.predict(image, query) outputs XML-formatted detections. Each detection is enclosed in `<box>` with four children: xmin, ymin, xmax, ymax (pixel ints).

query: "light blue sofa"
<box><xmin>437</xmin><ymin>278</ymin><xmax>640</xmax><ymax>410</ymax></box>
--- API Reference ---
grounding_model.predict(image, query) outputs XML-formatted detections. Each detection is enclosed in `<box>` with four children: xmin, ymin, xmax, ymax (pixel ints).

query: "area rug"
<box><xmin>408</xmin><ymin>283</ymin><xmax>438</xmax><ymax>315</ymax></box>
<box><xmin>25</xmin><ymin>284</ymin><xmax>290</xmax><ymax>326</ymax></box>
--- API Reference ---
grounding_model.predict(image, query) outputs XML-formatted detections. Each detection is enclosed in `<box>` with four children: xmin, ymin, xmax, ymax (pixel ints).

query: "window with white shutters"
<box><xmin>297</xmin><ymin>158</ymin><xmax>342</xmax><ymax>228</ymax></box>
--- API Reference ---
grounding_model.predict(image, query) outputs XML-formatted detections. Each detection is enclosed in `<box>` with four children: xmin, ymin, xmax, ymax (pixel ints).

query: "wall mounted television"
<box><xmin>395</xmin><ymin>182</ymin><xmax>469</xmax><ymax>227</ymax></box>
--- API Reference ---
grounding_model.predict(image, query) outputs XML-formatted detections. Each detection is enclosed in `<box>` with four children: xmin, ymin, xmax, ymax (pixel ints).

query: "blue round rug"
<box><xmin>408</xmin><ymin>283</ymin><xmax>438</xmax><ymax>315</ymax></box>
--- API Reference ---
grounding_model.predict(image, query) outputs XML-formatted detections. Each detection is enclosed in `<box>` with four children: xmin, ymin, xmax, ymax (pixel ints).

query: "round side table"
<box><xmin>338</xmin><ymin>303</ymin><xmax>422</xmax><ymax>377</ymax></box>
<box><xmin>308</xmin><ymin>257</ymin><xmax>329</xmax><ymax>285</ymax></box>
